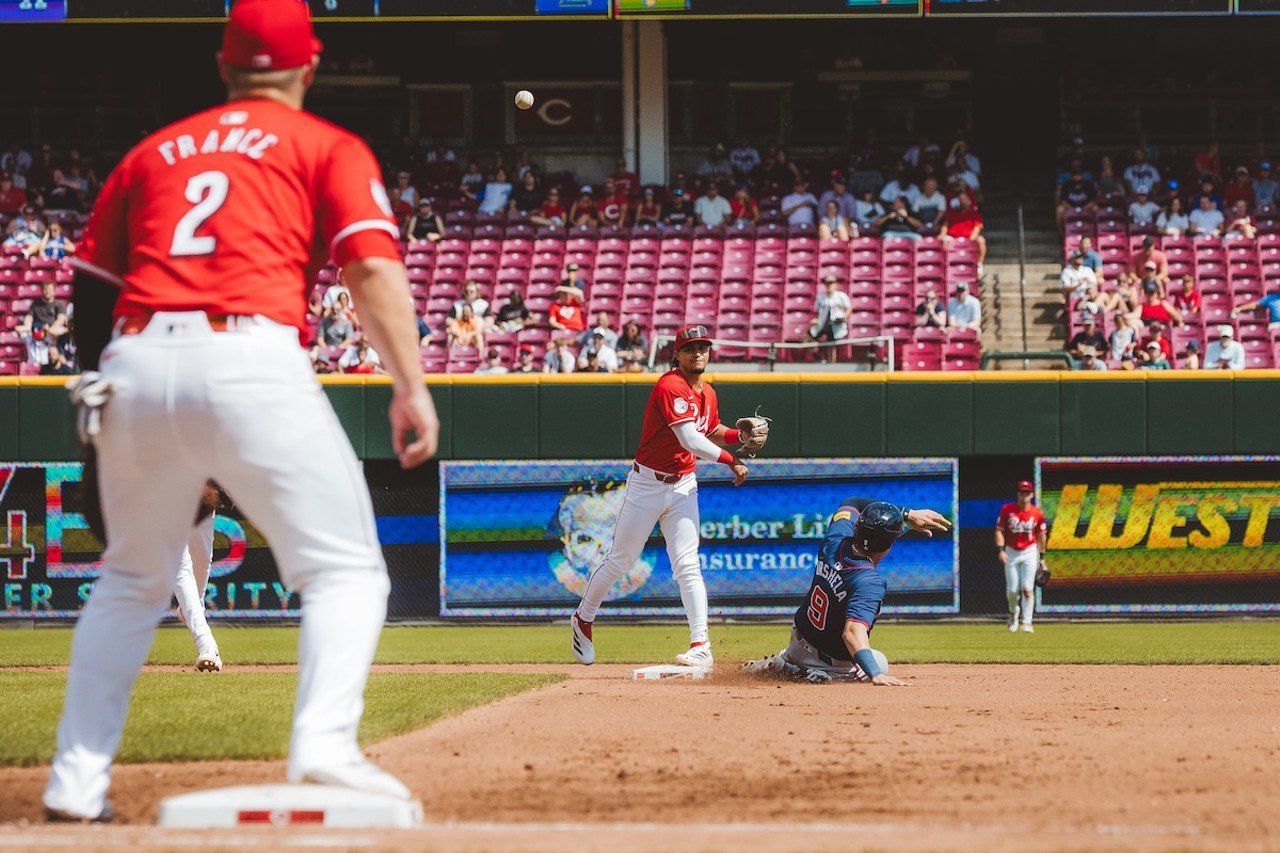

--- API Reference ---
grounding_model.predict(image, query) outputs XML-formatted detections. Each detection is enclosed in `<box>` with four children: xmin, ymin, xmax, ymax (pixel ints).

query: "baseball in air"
<box><xmin>515</xmin><ymin>90</ymin><xmax>535</xmax><ymax>110</ymax></box>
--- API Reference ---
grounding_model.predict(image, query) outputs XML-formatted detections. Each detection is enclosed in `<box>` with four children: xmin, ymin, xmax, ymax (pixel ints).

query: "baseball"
<box><xmin>514</xmin><ymin>90</ymin><xmax>535</xmax><ymax>110</ymax></box>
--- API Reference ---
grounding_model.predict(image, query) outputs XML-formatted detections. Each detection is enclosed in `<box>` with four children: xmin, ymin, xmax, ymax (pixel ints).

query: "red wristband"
<box><xmin>723</xmin><ymin>429</ymin><xmax>742</xmax><ymax>444</ymax></box>
<box><xmin>717</xmin><ymin>449</ymin><xmax>735</xmax><ymax>465</ymax></box>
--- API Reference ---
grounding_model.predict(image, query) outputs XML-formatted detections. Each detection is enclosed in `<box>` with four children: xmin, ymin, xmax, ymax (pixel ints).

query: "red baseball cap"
<box><xmin>222</xmin><ymin>0</ymin><xmax>323</xmax><ymax>71</ymax></box>
<box><xmin>1016</xmin><ymin>480</ymin><xmax>1034</xmax><ymax>493</ymax></box>
<box><xmin>674</xmin><ymin>323</ymin><xmax>713</xmax><ymax>351</ymax></box>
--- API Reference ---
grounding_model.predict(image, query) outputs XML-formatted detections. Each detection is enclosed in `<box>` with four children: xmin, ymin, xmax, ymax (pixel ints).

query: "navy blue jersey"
<box><xmin>792</xmin><ymin>499</ymin><xmax>889</xmax><ymax>662</ymax></box>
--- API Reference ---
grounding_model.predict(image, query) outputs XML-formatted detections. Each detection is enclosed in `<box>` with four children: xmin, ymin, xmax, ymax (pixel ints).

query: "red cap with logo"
<box><xmin>1016</xmin><ymin>480</ymin><xmax>1034</xmax><ymax>493</ymax></box>
<box><xmin>674</xmin><ymin>323</ymin><xmax>713</xmax><ymax>351</ymax></box>
<box><xmin>222</xmin><ymin>0</ymin><xmax>323</xmax><ymax>71</ymax></box>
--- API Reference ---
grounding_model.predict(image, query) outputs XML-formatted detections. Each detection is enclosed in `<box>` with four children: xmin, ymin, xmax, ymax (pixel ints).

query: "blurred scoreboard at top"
<box><xmin>3</xmin><ymin>0</ymin><xmax>1278</xmax><ymax>21</ymax></box>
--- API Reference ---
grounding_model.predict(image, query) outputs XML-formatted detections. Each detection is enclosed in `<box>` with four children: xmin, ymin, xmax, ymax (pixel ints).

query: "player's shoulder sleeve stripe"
<box><xmin>832</xmin><ymin>510</ymin><xmax>852</xmax><ymax>522</ymax></box>
<box><xmin>69</xmin><ymin>257</ymin><xmax>127</xmax><ymax>289</ymax></box>
<box><xmin>329</xmin><ymin>219</ymin><xmax>401</xmax><ymax>254</ymax></box>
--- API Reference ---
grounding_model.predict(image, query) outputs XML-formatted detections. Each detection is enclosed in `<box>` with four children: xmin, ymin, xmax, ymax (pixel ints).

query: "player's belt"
<box><xmin>117</xmin><ymin>313</ymin><xmax>247</xmax><ymax>335</ymax></box>
<box><xmin>633</xmin><ymin>462</ymin><xmax>681</xmax><ymax>484</ymax></box>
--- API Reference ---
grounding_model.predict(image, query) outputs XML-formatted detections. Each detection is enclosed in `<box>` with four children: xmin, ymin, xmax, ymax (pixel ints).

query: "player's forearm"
<box><xmin>1038</xmin><ymin>534</ymin><xmax>1046</xmax><ymax>553</ymax></box>
<box><xmin>673</xmin><ymin>421</ymin><xmax>735</xmax><ymax>465</ymax></box>
<box><xmin>340</xmin><ymin>257</ymin><xmax>424</xmax><ymax>392</ymax></box>
<box><xmin>994</xmin><ymin>529</ymin><xmax>1005</xmax><ymax>548</ymax></box>
<box><xmin>842</xmin><ymin>620</ymin><xmax>871</xmax><ymax>659</ymax></box>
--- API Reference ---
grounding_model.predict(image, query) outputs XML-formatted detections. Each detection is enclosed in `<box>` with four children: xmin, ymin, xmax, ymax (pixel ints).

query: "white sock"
<box><xmin>1021</xmin><ymin>591</ymin><xmax>1035</xmax><ymax>625</ymax></box>
<box><xmin>1007</xmin><ymin>592</ymin><xmax>1020</xmax><ymax>620</ymax></box>
<box><xmin>675</xmin><ymin>567</ymin><xmax>709</xmax><ymax>645</ymax></box>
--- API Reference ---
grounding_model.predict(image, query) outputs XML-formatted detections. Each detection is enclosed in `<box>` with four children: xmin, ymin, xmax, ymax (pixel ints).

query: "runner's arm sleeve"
<box><xmin>672</xmin><ymin>421</ymin><xmax>734</xmax><ymax>464</ymax></box>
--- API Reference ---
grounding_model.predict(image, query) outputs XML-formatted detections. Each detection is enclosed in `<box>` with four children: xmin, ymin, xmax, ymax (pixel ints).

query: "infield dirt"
<box><xmin>1</xmin><ymin>663</ymin><xmax>1277</xmax><ymax>851</ymax></box>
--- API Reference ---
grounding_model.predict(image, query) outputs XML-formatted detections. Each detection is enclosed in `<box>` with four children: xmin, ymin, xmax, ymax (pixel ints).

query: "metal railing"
<box><xmin>648</xmin><ymin>334</ymin><xmax>896</xmax><ymax>372</ymax></box>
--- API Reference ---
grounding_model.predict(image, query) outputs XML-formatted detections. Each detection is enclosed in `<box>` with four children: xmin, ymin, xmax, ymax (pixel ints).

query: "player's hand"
<box><xmin>729</xmin><ymin>460</ymin><xmax>749</xmax><ymax>487</ymax></box>
<box><xmin>997</xmin><ymin>550</ymin><xmax>1008</xmax><ymax>565</ymax></box>
<box><xmin>390</xmin><ymin>386</ymin><xmax>439</xmax><ymax>468</ymax></box>
<box><xmin>904</xmin><ymin>508</ymin><xmax>951</xmax><ymax>537</ymax></box>
<box><xmin>870</xmin><ymin>674</ymin><xmax>911</xmax><ymax>687</ymax></box>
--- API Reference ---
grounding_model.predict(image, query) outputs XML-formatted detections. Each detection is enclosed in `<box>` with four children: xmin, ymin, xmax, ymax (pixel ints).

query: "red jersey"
<box><xmin>634</xmin><ymin>369</ymin><xmax>720</xmax><ymax>476</ymax></box>
<box><xmin>75</xmin><ymin>98</ymin><xmax>400</xmax><ymax>337</ymax></box>
<box><xmin>997</xmin><ymin>502</ymin><xmax>1047</xmax><ymax>551</ymax></box>
<box><xmin>599</xmin><ymin>192</ymin><xmax>630</xmax><ymax>225</ymax></box>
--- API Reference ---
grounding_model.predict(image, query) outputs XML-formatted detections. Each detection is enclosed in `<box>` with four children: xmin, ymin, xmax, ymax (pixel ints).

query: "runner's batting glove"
<box><xmin>735</xmin><ymin>406</ymin><xmax>771</xmax><ymax>459</ymax></box>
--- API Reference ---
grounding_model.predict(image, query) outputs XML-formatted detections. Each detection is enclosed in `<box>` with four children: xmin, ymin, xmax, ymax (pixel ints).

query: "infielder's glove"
<box><xmin>1035</xmin><ymin>561</ymin><xmax>1052</xmax><ymax>588</ymax></box>
<box><xmin>196</xmin><ymin>481</ymin><xmax>232</xmax><ymax>524</ymax></box>
<box><xmin>735</xmin><ymin>406</ymin><xmax>771</xmax><ymax>459</ymax></box>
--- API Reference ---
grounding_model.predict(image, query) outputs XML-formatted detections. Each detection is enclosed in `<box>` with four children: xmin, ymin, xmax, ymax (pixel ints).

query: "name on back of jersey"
<box><xmin>155</xmin><ymin>124</ymin><xmax>279</xmax><ymax>166</ymax></box>
<box><xmin>815</xmin><ymin>561</ymin><xmax>848</xmax><ymax>602</ymax></box>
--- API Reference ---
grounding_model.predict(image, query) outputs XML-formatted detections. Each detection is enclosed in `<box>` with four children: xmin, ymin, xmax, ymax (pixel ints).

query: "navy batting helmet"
<box><xmin>853</xmin><ymin>502</ymin><xmax>906</xmax><ymax>554</ymax></box>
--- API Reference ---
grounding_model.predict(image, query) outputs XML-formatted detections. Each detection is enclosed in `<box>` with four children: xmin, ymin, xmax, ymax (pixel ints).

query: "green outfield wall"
<box><xmin>2</xmin><ymin>370</ymin><xmax>1277</xmax><ymax>461</ymax></box>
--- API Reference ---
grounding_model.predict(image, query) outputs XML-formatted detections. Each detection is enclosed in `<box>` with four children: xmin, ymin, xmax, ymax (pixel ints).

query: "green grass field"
<box><xmin>0</xmin><ymin>671</ymin><xmax>561</xmax><ymax>767</ymax></box>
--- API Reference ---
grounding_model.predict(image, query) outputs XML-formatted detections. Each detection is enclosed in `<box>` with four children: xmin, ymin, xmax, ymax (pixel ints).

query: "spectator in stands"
<box><xmin>1137</xmin><ymin>340</ymin><xmax>1170</xmax><ymax>370</ymax></box>
<box><xmin>0</xmin><ymin>173</ymin><xmax>27</xmax><ymax>214</ymax></box>
<box><xmin>946</xmin><ymin>138</ymin><xmax>981</xmax><ymax>178</ymax></box>
<box><xmin>663</xmin><ymin>188</ymin><xmax>694</xmax><ymax>227</ymax></box>
<box><xmin>1140</xmin><ymin>320</ymin><xmax>1174</xmax><ymax>365</ymax></box>
<box><xmin>416</xmin><ymin>311</ymin><xmax>433</xmax><ymax>347</ymax></box>
<box><xmin>1128</xmin><ymin>187</ymin><xmax>1159</xmax><ymax>228</ymax></box>
<box><xmin>1183</xmin><ymin>339</ymin><xmax>1201</xmax><ymax>370</ymax></box>
<box><xmin>1077</xmin><ymin>345</ymin><xmax>1106</xmax><ymax>371</ymax></box>
<box><xmin>450</xmin><ymin>282</ymin><xmax>490</xmax><ymax>323</ymax></box>
<box><xmin>1128</xmin><ymin>238</ymin><xmax>1168</xmax><ymax>286</ymax></box>
<box><xmin>1108</xmin><ymin>312</ymin><xmax>1138</xmax><ymax>361</ymax></box>
<box><xmin>1223</xmin><ymin>166</ymin><xmax>1255</xmax><ymax>211</ymax></box>
<box><xmin>1077</xmin><ymin>236</ymin><xmax>1102</xmax><ymax>273</ymax></box>
<box><xmin>510</xmin><ymin>170</ymin><xmax>542</xmax><ymax>215</ymax></box>
<box><xmin>1095</xmin><ymin>155</ymin><xmax>1122</xmax><ymax>198</ymax></box>
<box><xmin>730</xmin><ymin>139</ymin><xmax>760</xmax><ymax>181</ymax></box>
<box><xmin>1203</xmin><ymin>325</ymin><xmax>1245</xmax><ymax>370</ymax></box>
<box><xmin>478</xmin><ymin>168</ymin><xmax>513</xmax><ymax>215</ymax></box>
<box><xmin>819</xmin><ymin>173</ymin><xmax>858</xmax><ymax>222</ymax></box>
<box><xmin>1055</xmin><ymin>170</ymin><xmax>1098</xmax><ymax>229</ymax></box>
<box><xmin>385</xmin><ymin>187</ymin><xmax>412</xmax><ymax>230</ymax></box>
<box><xmin>549</xmin><ymin>285</ymin><xmax>587</xmax><ymax>341</ymax></box>
<box><xmin>577</xmin><ymin>329</ymin><xmax>619</xmax><ymax>372</ymax></box>
<box><xmin>1122</xmin><ymin>148</ymin><xmax>1160</xmax><ymax>195</ymax></box>
<box><xmin>1056</xmin><ymin>155</ymin><xmax>1091</xmax><ymax>187</ymax></box>
<box><xmin>729</xmin><ymin>185</ymin><xmax>759</xmax><ymax>227</ymax></box>
<box><xmin>513</xmin><ymin>344</ymin><xmax>538</xmax><ymax>374</ymax></box>
<box><xmin>1189</xmin><ymin>195</ymin><xmax>1225</xmax><ymax>237</ymax></box>
<box><xmin>1173</xmin><ymin>274</ymin><xmax>1202</xmax><ymax>319</ymax></box>
<box><xmin>879</xmin><ymin>162</ymin><xmax>920</xmax><ymax>207</ymax></box>
<box><xmin>5</xmin><ymin>206</ymin><xmax>43</xmax><ymax>252</ymax></box>
<box><xmin>1232</xmin><ymin>287</ymin><xmax>1280</xmax><ymax>331</ymax></box>
<box><xmin>532</xmin><ymin>187</ymin><xmax>567</xmax><ymax>228</ymax></box>
<box><xmin>1075</xmin><ymin>282</ymin><xmax>1104</xmax><ymax>319</ymax></box>
<box><xmin>458</xmin><ymin>160</ymin><xmax>484</xmax><ymax>199</ymax></box>
<box><xmin>848</xmin><ymin>155</ymin><xmax>883</xmax><ymax>199</ymax></box>
<box><xmin>598</xmin><ymin>177</ymin><xmax>630</xmax><ymax>227</ymax></box>
<box><xmin>569</xmin><ymin>186</ymin><xmax>599</xmax><ymax>228</ymax></box>
<box><xmin>1066</xmin><ymin>315</ymin><xmax>1106</xmax><ymax>360</ymax></box>
<box><xmin>947</xmin><ymin>281</ymin><xmax>981</xmax><ymax>331</ymax></box>
<box><xmin>33</xmin><ymin>222</ymin><xmax>74</xmax><ymax>260</ymax></box>
<box><xmin>1224</xmin><ymin>200</ymin><xmax>1257</xmax><ymax>241</ymax></box>
<box><xmin>941</xmin><ymin>190</ymin><xmax>986</xmax><ymax>272</ymax></box>
<box><xmin>914</xmin><ymin>289</ymin><xmax>946</xmax><ymax>328</ymax></box>
<box><xmin>1254</xmin><ymin>162</ymin><xmax>1279</xmax><ymax>209</ymax></box>
<box><xmin>405</xmin><ymin>200</ymin><xmax>444</xmax><ymax>242</ymax></box>
<box><xmin>474</xmin><ymin>348</ymin><xmax>509</xmax><ymax>375</ymax></box>
<box><xmin>17</xmin><ymin>280</ymin><xmax>68</xmax><ymax>339</ymax></box>
<box><xmin>1192</xmin><ymin>141</ymin><xmax>1222</xmax><ymax>184</ymax></box>
<box><xmin>1189</xmin><ymin>177</ymin><xmax>1223</xmax><ymax>212</ymax></box>
<box><xmin>852</xmin><ymin>188</ymin><xmax>884</xmax><ymax>234</ymax></box>
<box><xmin>1157</xmin><ymin>197</ymin><xmax>1190</xmax><ymax>238</ymax></box>
<box><xmin>875</xmin><ymin>197</ymin><xmax>923</xmax><ymax>241</ymax></box>
<box><xmin>446</xmin><ymin>304</ymin><xmax>486</xmax><ymax>351</ymax></box>
<box><xmin>764</xmin><ymin>147</ymin><xmax>801</xmax><ymax>187</ymax></box>
<box><xmin>818</xmin><ymin>200</ymin><xmax>853</xmax><ymax>242</ymax></box>
<box><xmin>697</xmin><ymin>143</ymin><xmax>733</xmax><ymax>185</ymax></box>
<box><xmin>668</xmin><ymin>170</ymin><xmax>692</xmax><ymax>199</ymax></box>
<box><xmin>494</xmin><ymin>289</ymin><xmax>532</xmax><ymax>333</ymax></box>
<box><xmin>561</xmin><ymin>262</ymin><xmax>589</xmax><ymax>299</ymax></box>
<box><xmin>694</xmin><ymin>183</ymin><xmax>732</xmax><ymax>228</ymax></box>
<box><xmin>1135</xmin><ymin>278</ymin><xmax>1183</xmax><ymax>326</ymax></box>
<box><xmin>806</xmin><ymin>275</ymin><xmax>852</xmax><ymax>350</ymax></box>
<box><xmin>543</xmin><ymin>339</ymin><xmax>577</xmax><ymax>374</ymax></box>
<box><xmin>612</xmin><ymin>157</ymin><xmax>639</xmax><ymax>198</ymax></box>
<box><xmin>615</xmin><ymin>320</ymin><xmax>648</xmax><ymax>372</ymax></box>
<box><xmin>26</xmin><ymin>144</ymin><xmax>54</xmax><ymax>198</ymax></box>
<box><xmin>1</xmin><ymin>144</ymin><xmax>31</xmax><ymax>181</ymax></box>
<box><xmin>337</xmin><ymin>337</ymin><xmax>380</xmax><ymax>374</ymax></box>
<box><xmin>393</xmin><ymin>171</ymin><xmax>418</xmax><ymax>208</ymax></box>
<box><xmin>42</xmin><ymin>338</ymin><xmax>75</xmax><ymax>376</ymax></box>
<box><xmin>315</xmin><ymin>301</ymin><xmax>356</xmax><ymax>352</ymax></box>
<box><xmin>1117</xmin><ymin>353</ymin><xmax>1137</xmax><ymax>371</ymax></box>
<box><xmin>947</xmin><ymin>159</ymin><xmax>981</xmax><ymax>194</ymax></box>
<box><xmin>781</xmin><ymin>179</ymin><xmax>819</xmax><ymax>227</ymax></box>
<box><xmin>634</xmin><ymin>187</ymin><xmax>663</xmax><ymax>227</ymax></box>
<box><xmin>903</xmin><ymin>135</ymin><xmax>940</xmax><ymax>172</ymax></box>
<box><xmin>913</xmin><ymin>177</ymin><xmax>947</xmax><ymax>234</ymax></box>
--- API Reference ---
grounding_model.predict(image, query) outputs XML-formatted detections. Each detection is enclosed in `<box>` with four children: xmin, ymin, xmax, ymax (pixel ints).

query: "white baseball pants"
<box><xmin>1005</xmin><ymin>546</ymin><xmax>1038</xmax><ymax>626</ymax></box>
<box><xmin>576</xmin><ymin>464</ymin><xmax>707</xmax><ymax>644</ymax></box>
<box><xmin>45</xmin><ymin>312</ymin><xmax>389</xmax><ymax>819</ymax></box>
<box><xmin>173</xmin><ymin>513</ymin><xmax>216</xmax><ymax>651</ymax></box>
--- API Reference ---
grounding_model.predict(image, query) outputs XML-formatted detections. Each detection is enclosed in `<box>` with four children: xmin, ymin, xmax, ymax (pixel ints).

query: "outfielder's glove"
<box><xmin>1035</xmin><ymin>561</ymin><xmax>1052</xmax><ymax>588</ymax></box>
<box><xmin>196</xmin><ymin>481</ymin><xmax>231</xmax><ymax>524</ymax></box>
<box><xmin>735</xmin><ymin>406</ymin><xmax>771</xmax><ymax>459</ymax></box>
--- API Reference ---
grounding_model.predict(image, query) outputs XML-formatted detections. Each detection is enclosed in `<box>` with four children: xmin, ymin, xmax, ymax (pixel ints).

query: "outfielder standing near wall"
<box><xmin>995</xmin><ymin>480</ymin><xmax>1048</xmax><ymax>633</ymax></box>
<box><xmin>570</xmin><ymin>324</ymin><xmax>768</xmax><ymax>669</ymax></box>
<box><xmin>43</xmin><ymin>0</ymin><xmax>438</xmax><ymax>822</ymax></box>
<box><xmin>173</xmin><ymin>482</ymin><xmax>228</xmax><ymax>673</ymax></box>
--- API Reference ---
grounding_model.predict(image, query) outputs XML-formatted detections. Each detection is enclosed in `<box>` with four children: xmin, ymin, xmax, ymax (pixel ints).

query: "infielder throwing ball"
<box><xmin>44</xmin><ymin>0</ymin><xmax>438</xmax><ymax>822</ymax></box>
<box><xmin>747</xmin><ymin>498</ymin><xmax>951</xmax><ymax>685</ymax></box>
<box><xmin>995</xmin><ymin>479</ymin><xmax>1048</xmax><ymax>633</ymax></box>
<box><xmin>570</xmin><ymin>324</ymin><xmax>768</xmax><ymax>668</ymax></box>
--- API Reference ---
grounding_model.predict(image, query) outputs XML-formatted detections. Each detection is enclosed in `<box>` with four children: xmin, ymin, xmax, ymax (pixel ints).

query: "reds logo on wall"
<box><xmin>512</xmin><ymin>87</ymin><xmax>617</xmax><ymax>137</ymax></box>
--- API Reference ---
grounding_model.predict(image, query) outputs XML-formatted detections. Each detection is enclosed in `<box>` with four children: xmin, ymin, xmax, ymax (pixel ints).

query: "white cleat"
<box><xmin>291</xmin><ymin>760</ymin><xmax>411</xmax><ymax>801</ymax></box>
<box><xmin>570</xmin><ymin>612</ymin><xmax>595</xmax><ymax>665</ymax></box>
<box><xmin>675</xmin><ymin>642</ymin><xmax>713</xmax><ymax>668</ymax></box>
<box><xmin>1008</xmin><ymin>617</ymin><xmax>1019</xmax><ymax>633</ymax></box>
<box><xmin>195</xmin><ymin>638</ymin><xmax>222</xmax><ymax>672</ymax></box>
<box><xmin>1020</xmin><ymin>623</ymin><xmax>1035</xmax><ymax>633</ymax></box>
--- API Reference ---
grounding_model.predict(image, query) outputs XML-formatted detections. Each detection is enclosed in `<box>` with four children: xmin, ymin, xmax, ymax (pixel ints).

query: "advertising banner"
<box><xmin>440</xmin><ymin>458</ymin><xmax>958</xmax><ymax>617</ymax></box>
<box><xmin>1037</xmin><ymin>456</ymin><xmax>1280</xmax><ymax>613</ymax></box>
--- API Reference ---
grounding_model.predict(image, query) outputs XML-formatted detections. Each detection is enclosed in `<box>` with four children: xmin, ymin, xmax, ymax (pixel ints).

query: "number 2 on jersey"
<box><xmin>807</xmin><ymin>586</ymin><xmax>829</xmax><ymax>631</ymax></box>
<box><xmin>170</xmin><ymin>170</ymin><xmax>229</xmax><ymax>257</ymax></box>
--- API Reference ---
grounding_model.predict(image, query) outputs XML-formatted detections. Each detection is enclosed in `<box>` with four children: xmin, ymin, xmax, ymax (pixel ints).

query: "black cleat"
<box><xmin>45</xmin><ymin>800</ymin><xmax>115</xmax><ymax>824</ymax></box>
